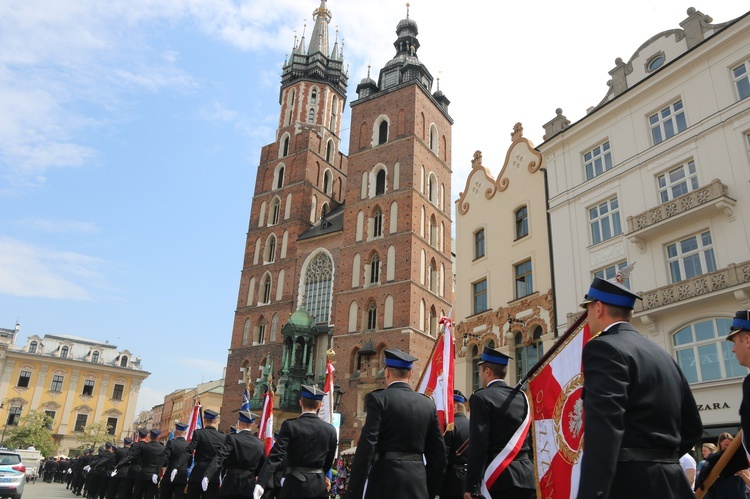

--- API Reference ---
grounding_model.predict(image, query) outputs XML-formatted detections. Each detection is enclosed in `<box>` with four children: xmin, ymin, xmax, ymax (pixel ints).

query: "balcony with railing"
<box><xmin>626</xmin><ymin>178</ymin><xmax>736</xmax><ymax>251</ymax></box>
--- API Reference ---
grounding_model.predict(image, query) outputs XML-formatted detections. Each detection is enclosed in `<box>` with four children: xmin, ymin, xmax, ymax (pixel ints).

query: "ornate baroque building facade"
<box><xmin>220</xmin><ymin>1</ymin><xmax>454</xmax><ymax>447</ymax></box>
<box><xmin>542</xmin><ymin>8</ymin><xmax>750</xmax><ymax>439</ymax></box>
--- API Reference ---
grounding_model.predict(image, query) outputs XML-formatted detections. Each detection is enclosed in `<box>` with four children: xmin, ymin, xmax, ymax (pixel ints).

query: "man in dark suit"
<box><xmin>185</xmin><ymin>409</ymin><xmax>225</xmax><ymax>499</ymax></box>
<box><xmin>441</xmin><ymin>390</ymin><xmax>470</xmax><ymax>499</ymax></box>
<box><xmin>347</xmin><ymin>348</ymin><xmax>447</xmax><ymax>499</ymax></box>
<box><xmin>108</xmin><ymin>438</ymin><xmax>131</xmax><ymax>499</ymax></box>
<box><xmin>577</xmin><ymin>276</ymin><xmax>702</xmax><ymax>499</ymax></box>
<box><xmin>117</xmin><ymin>428</ymin><xmax>166</xmax><ymax>499</ymax></box>
<box><xmin>160</xmin><ymin>423</ymin><xmax>190</xmax><ymax>499</ymax></box>
<box><xmin>258</xmin><ymin>385</ymin><xmax>337</xmax><ymax>499</ymax></box>
<box><xmin>203</xmin><ymin>410</ymin><xmax>265</xmax><ymax>499</ymax></box>
<box><xmin>464</xmin><ymin>347</ymin><xmax>534</xmax><ymax>499</ymax></box>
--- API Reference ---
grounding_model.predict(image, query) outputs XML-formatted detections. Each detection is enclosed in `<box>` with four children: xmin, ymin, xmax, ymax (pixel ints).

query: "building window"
<box><xmin>658</xmin><ymin>160</ymin><xmax>698</xmax><ymax>203</ymax></box>
<box><xmin>112</xmin><ymin>383</ymin><xmax>124</xmax><ymax>401</ymax></box>
<box><xmin>649</xmin><ymin>100</ymin><xmax>687</xmax><ymax>145</ymax></box>
<box><xmin>258</xmin><ymin>319</ymin><xmax>267</xmax><ymax>345</ymax></box>
<box><xmin>74</xmin><ymin>414</ymin><xmax>88</xmax><ymax>432</ymax></box>
<box><xmin>107</xmin><ymin>417</ymin><xmax>118</xmax><ymax>436</ymax></box>
<box><xmin>323</xmin><ymin>170</ymin><xmax>332</xmax><ymax>195</ymax></box>
<box><xmin>120</xmin><ymin>356</ymin><xmax>128</xmax><ymax>367</ymax></box>
<box><xmin>303</xmin><ymin>252</ymin><xmax>334</xmax><ymax>323</ymax></box>
<box><xmin>514</xmin><ymin>260</ymin><xmax>533</xmax><ymax>299</ymax></box>
<box><xmin>367</xmin><ymin>303</ymin><xmax>377</xmax><ymax>330</ymax></box>
<box><xmin>261</xmin><ymin>275</ymin><xmax>272</xmax><ymax>304</ymax></box>
<box><xmin>589</xmin><ymin>197</ymin><xmax>622</xmax><ymax>245</ymax></box>
<box><xmin>375</xmin><ymin>170</ymin><xmax>386</xmax><ymax>196</ymax></box>
<box><xmin>515</xmin><ymin>206</ymin><xmax>529</xmax><ymax>239</ymax></box>
<box><xmin>647</xmin><ymin>54</ymin><xmax>665</xmax><ymax>72</ymax></box>
<box><xmin>733</xmin><ymin>61</ymin><xmax>750</xmax><ymax>101</ymax></box>
<box><xmin>91</xmin><ymin>351</ymin><xmax>99</xmax><ymax>363</ymax></box>
<box><xmin>326</xmin><ymin>141</ymin><xmax>334</xmax><ymax>163</ymax></box>
<box><xmin>584</xmin><ymin>141</ymin><xmax>613</xmax><ymax>180</ymax></box>
<box><xmin>265</xmin><ymin>236</ymin><xmax>276</xmax><ymax>264</ymax></box>
<box><xmin>472</xmin><ymin>279</ymin><xmax>488</xmax><ymax>315</ymax></box>
<box><xmin>674</xmin><ymin>318</ymin><xmax>746</xmax><ymax>384</ymax></box>
<box><xmin>7</xmin><ymin>406</ymin><xmax>22</xmax><ymax>426</ymax></box>
<box><xmin>269</xmin><ymin>198</ymin><xmax>280</xmax><ymax>226</ymax></box>
<box><xmin>17</xmin><ymin>370</ymin><xmax>31</xmax><ymax>388</ymax></box>
<box><xmin>282</xmin><ymin>136</ymin><xmax>289</xmax><ymax>156</ymax></box>
<box><xmin>29</xmin><ymin>341</ymin><xmax>37</xmax><ymax>354</ymax></box>
<box><xmin>428</xmin><ymin>174</ymin><xmax>437</xmax><ymax>204</ymax></box>
<box><xmin>594</xmin><ymin>261</ymin><xmax>630</xmax><ymax>288</ymax></box>
<box><xmin>44</xmin><ymin>411</ymin><xmax>55</xmax><ymax>430</ymax></box>
<box><xmin>50</xmin><ymin>375</ymin><xmax>64</xmax><ymax>392</ymax></box>
<box><xmin>276</xmin><ymin>166</ymin><xmax>285</xmax><ymax>189</ymax></box>
<box><xmin>667</xmin><ymin>231</ymin><xmax>717</xmax><ymax>283</ymax></box>
<box><xmin>82</xmin><ymin>379</ymin><xmax>95</xmax><ymax>396</ymax></box>
<box><xmin>471</xmin><ymin>345</ymin><xmax>481</xmax><ymax>392</ymax></box>
<box><xmin>311</xmin><ymin>89</ymin><xmax>317</xmax><ymax>103</ymax></box>
<box><xmin>373</xmin><ymin>208</ymin><xmax>383</xmax><ymax>238</ymax></box>
<box><xmin>515</xmin><ymin>327</ymin><xmax>544</xmax><ymax>382</ymax></box>
<box><xmin>378</xmin><ymin>121</ymin><xmax>388</xmax><ymax>145</ymax></box>
<box><xmin>370</xmin><ymin>255</ymin><xmax>380</xmax><ymax>285</ymax></box>
<box><xmin>307</xmin><ymin>109</ymin><xmax>314</xmax><ymax>123</ymax></box>
<box><xmin>61</xmin><ymin>346</ymin><xmax>69</xmax><ymax>358</ymax></box>
<box><xmin>474</xmin><ymin>229</ymin><xmax>485</xmax><ymax>259</ymax></box>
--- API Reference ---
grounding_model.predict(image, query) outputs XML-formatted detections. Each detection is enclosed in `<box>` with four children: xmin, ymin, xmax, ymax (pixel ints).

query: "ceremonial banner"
<box><xmin>319</xmin><ymin>358</ymin><xmax>335</xmax><ymax>424</ymax></box>
<box><xmin>416</xmin><ymin>316</ymin><xmax>455</xmax><ymax>433</ymax></box>
<box><xmin>185</xmin><ymin>403</ymin><xmax>202</xmax><ymax>442</ymax></box>
<box><xmin>528</xmin><ymin>321</ymin><xmax>593</xmax><ymax>499</ymax></box>
<box><xmin>258</xmin><ymin>389</ymin><xmax>274</xmax><ymax>456</ymax></box>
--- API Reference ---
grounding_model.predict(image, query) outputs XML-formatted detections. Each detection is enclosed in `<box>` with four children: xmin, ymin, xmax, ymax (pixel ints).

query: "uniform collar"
<box><xmin>487</xmin><ymin>379</ymin><xmax>507</xmax><ymax>388</ymax></box>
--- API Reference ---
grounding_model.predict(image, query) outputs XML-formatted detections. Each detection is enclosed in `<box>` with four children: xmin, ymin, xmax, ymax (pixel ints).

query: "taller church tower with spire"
<box><xmin>220</xmin><ymin>1</ymin><xmax>453</xmax><ymax>446</ymax></box>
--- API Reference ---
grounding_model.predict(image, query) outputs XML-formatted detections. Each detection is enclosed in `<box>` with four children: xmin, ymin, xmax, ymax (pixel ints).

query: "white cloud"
<box><xmin>137</xmin><ymin>385</ymin><xmax>168</xmax><ymax>413</ymax></box>
<box><xmin>0</xmin><ymin>237</ymin><xmax>107</xmax><ymax>299</ymax></box>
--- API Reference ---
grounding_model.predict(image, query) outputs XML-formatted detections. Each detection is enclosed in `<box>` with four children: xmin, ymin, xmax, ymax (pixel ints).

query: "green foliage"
<box><xmin>2</xmin><ymin>410</ymin><xmax>57</xmax><ymax>458</ymax></box>
<box><xmin>75</xmin><ymin>420</ymin><xmax>113</xmax><ymax>452</ymax></box>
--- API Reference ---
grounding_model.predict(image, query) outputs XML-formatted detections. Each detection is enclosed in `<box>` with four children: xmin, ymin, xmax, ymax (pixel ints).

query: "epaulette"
<box><xmin>472</xmin><ymin>387</ymin><xmax>484</xmax><ymax>394</ymax></box>
<box><xmin>369</xmin><ymin>388</ymin><xmax>384</xmax><ymax>394</ymax></box>
<box><xmin>590</xmin><ymin>330</ymin><xmax>605</xmax><ymax>340</ymax></box>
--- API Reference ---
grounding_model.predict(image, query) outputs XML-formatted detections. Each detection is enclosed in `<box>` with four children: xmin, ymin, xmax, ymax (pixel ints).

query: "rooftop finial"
<box><xmin>406</xmin><ymin>3</ymin><xmax>410</xmax><ymax>19</ymax></box>
<box><xmin>367</xmin><ymin>65</ymin><xmax>371</xmax><ymax>78</ymax></box>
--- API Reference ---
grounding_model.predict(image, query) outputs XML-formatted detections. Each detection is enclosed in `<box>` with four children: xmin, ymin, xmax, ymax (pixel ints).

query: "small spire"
<box><xmin>436</xmin><ymin>77</ymin><xmax>440</xmax><ymax>92</ymax></box>
<box><xmin>367</xmin><ymin>65</ymin><xmax>371</xmax><ymax>78</ymax></box>
<box><xmin>406</xmin><ymin>2</ymin><xmax>410</xmax><ymax>19</ymax></box>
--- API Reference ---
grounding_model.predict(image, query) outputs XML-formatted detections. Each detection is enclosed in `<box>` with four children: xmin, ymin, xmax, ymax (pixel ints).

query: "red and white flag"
<box><xmin>319</xmin><ymin>359</ymin><xmax>335</xmax><ymax>424</ymax></box>
<box><xmin>258</xmin><ymin>390</ymin><xmax>274</xmax><ymax>456</ymax></box>
<box><xmin>417</xmin><ymin>316</ymin><xmax>455</xmax><ymax>433</ymax></box>
<box><xmin>528</xmin><ymin>321</ymin><xmax>593</xmax><ymax>499</ymax></box>
<box><xmin>185</xmin><ymin>403</ymin><xmax>202</xmax><ymax>442</ymax></box>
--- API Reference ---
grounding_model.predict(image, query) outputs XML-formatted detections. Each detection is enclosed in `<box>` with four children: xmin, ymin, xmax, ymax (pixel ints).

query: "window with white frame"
<box><xmin>370</xmin><ymin>254</ymin><xmax>380</xmax><ymax>285</ymax></box>
<box><xmin>515</xmin><ymin>206</ymin><xmax>528</xmax><ymax>239</ymax></box>
<box><xmin>7</xmin><ymin>406</ymin><xmax>22</xmax><ymax>426</ymax></box>
<box><xmin>261</xmin><ymin>275</ymin><xmax>272</xmax><ymax>304</ymax></box>
<box><xmin>584</xmin><ymin>141</ymin><xmax>613</xmax><ymax>180</ymax></box>
<box><xmin>372</xmin><ymin>208</ymin><xmax>383</xmax><ymax>238</ymax></box>
<box><xmin>474</xmin><ymin>229</ymin><xmax>485</xmax><ymax>260</ymax></box>
<box><xmin>658</xmin><ymin>160</ymin><xmax>698</xmax><ymax>203</ymax></box>
<box><xmin>733</xmin><ymin>60</ymin><xmax>750</xmax><ymax>101</ymax></box>
<box><xmin>589</xmin><ymin>197</ymin><xmax>622</xmax><ymax>245</ymax></box>
<box><xmin>649</xmin><ymin>100</ymin><xmax>687</xmax><ymax>145</ymax></box>
<box><xmin>472</xmin><ymin>279</ymin><xmax>488</xmax><ymax>315</ymax></box>
<box><xmin>673</xmin><ymin>318</ymin><xmax>746</xmax><ymax>384</ymax></box>
<box><xmin>17</xmin><ymin>370</ymin><xmax>31</xmax><ymax>388</ymax></box>
<box><xmin>303</xmin><ymin>252</ymin><xmax>333</xmax><ymax>323</ymax></box>
<box><xmin>367</xmin><ymin>302</ymin><xmax>377</xmax><ymax>330</ymax></box>
<box><xmin>667</xmin><ymin>231</ymin><xmax>717</xmax><ymax>283</ymax></box>
<box><xmin>50</xmin><ymin>375</ymin><xmax>64</xmax><ymax>392</ymax></box>
<box><xmin>74</xmin><ymin>414</ymin><xmax>88</xmax><ymax>432</ymax></box>
<box><xmin>514</xmin><ymin>259</ymin><xmax>533</xmax><ymax>299</ymax></box>
<box><xmin>594</xmin><ymin>261</ymin><xmax>631</xmax><ymax>288</ymax></box>
<box><xmin>515</xmin><ymin>327</ymin><xmax>544</xmax><ymax>382</ymax></box>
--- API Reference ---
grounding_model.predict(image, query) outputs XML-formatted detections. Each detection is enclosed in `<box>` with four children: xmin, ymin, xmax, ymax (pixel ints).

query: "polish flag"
<box><xmin>185</xmin><ymin>404</ymin><xmax>202</xmax><ymax>442</ymax></box>
<box><xmin>258</xmin><ymin>390</ymin><xmax>274</xmax><ymax>456</ymax></box>
<box><xmin>417</xmin><ymin>316</ymin><xmax>455</xmax><ymax>433</ymax></box>
<box><xmin>528</xmin><ymin>321</ymin><xmax>593</xmax><ymax>499</ymax></box>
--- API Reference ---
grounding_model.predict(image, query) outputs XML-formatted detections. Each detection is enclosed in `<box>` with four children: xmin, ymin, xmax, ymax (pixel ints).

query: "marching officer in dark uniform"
<box><xmin>464</xmin><ymin>347</ymin><xmax>535</xmax><ymax>499</ymax></box>
<box><xmin>258</xmin><ymin>385</ymin><xmax>337</xmax><ymax>499</ymax></box>
<box><xmin>117</xmin><ymin>428</ymin><xmax>166</xmax><ymax>499</ymax></box>
<box><xmin>577</xmin><ymin>276</ymin><xmax>702</xmax><ymax>499</ymax></box>
<box><xmin>728</xmin><ymin>310</ymin><xmax>750</xmax><ymax>439</ymax></box>
<box><xmin>203</xmin><ymin>410</ymin><xmax>265</xmax><ymax>499</ymax></box>
<box><xmin>185</xmin><ymin>409</ymin><xmax>224</xmax><ymax>499</ymax></box>
<box><xmin>109</xmin><ymin>438</ymin><xmax>132</xmax><ymax>499</ymax></box>
<box><xmin>120</xmin><ymin>429</ymin><xmax>149</xmax><ymax>499</ymax></box>
<box><xmin>441</xmin><ymin>390</ymin><xmax>470</xmax><ymax>499</ymax></box>
<box><xmin>160</xmin><ymin>423</ymin><xmax>190</xmax><ymax>499</ymax></box>
<box><xmin>347</xmin><ymin>349</ymin><xmax>447</xmax><ymax>499</ymax></box>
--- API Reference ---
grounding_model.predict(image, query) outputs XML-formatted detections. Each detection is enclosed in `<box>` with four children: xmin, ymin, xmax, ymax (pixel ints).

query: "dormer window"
<box><xmin>647</xmin><ymin>53</ymin><xmax>665</xmax><ymax>72</ymax></box>
<box><xmin>29</xmin><ymin>341</ymin><xmax>37</xmax><ymax>354</ymax></box>
<box><xmin>61</xmin><ymin>346</ymin><xmax>69</xmax><ymax>359</ymax></box>
<box><xmin>91</xmin><ymin>351</ymin><xmax>99</xmax><ymax>363</ymax></box>
<box><xmin>120</xmin><ymin>356</ymin><xmax>128</xmax><ymax>367</ymax></box>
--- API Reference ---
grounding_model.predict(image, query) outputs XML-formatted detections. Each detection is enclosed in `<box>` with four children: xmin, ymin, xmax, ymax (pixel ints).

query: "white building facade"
<box><xmin>542</xmin><ymin>8</ymin><xmax>750</xmax><ymax>437</ymax></box>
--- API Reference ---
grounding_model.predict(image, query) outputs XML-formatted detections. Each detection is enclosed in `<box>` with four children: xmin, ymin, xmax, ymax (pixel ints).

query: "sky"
<box><xmin>0</xmin><ymin>0</ymin><xmax>744</xmax><ymax>412</ymax></box>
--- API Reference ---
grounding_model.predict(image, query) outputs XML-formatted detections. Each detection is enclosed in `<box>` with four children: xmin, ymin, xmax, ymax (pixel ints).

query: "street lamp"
<box><xmin>332</xmin><ymin>384</ymin><xmax>344</xmax><ymax>411</ymax></box>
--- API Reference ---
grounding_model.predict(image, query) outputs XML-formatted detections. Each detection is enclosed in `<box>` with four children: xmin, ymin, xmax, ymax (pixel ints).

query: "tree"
<box><xmin>75</xmin><ymin>420</ymin><xmax>113</xmax><ymax>452</ymax></box>
<box><xmin>2</xmin><ymin>410</ymin><xmax>57</xmax><ymax>458</ymax></box>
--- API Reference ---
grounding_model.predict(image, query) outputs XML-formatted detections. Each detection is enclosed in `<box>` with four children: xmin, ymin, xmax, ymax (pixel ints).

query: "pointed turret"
<box><xmin>308</xmin><ymin>0</ymin><xmax>331</xmax><ymax>56</ymax></box>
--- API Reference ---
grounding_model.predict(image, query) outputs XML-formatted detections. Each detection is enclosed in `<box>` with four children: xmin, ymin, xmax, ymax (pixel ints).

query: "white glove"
<box><xmin>152</xmin><ymin>474</ymin><xmax>158</xmax><ymax>484</ymax></box>
<box><xmin>110</xmin><ymin>468</ymin><xmax>117</xmax><ymax>477</ymax></box>
<box><xmin>253</xmin><ymin>484</ymin><xmax>264</xmax><ymax>499</ymax></box>
<box><xmin>201</xmin><ymin>476</ymin><xmax>209</xmax><ymax>491</ymax></box>
<box><xmin>170</xmin><ymin>469</ymin><xmax>177</xmax><ymax>482</ymax></box>
<box><xmin>83</xmin><ymin>466</ymin><xmax>91</xmax><ymax>472</ymax></box>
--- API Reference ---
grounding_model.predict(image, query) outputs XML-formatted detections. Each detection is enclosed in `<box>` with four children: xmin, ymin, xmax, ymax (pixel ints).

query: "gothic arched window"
<box><xmin>303</xmin><ymin>252</ymin><xmax>334</xmax><ymax>323</ymax></box>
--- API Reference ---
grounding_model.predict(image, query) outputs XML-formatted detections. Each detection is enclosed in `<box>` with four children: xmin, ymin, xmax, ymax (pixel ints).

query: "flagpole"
<box><xmin>695</xmin><ymin>430</ymin><xmax>743</xmax><ymax>499</ymax></box>
<box><xmin>515</xmin><ymin>310</ymin><xmax>589</xmax><ymax>390</ymax></box>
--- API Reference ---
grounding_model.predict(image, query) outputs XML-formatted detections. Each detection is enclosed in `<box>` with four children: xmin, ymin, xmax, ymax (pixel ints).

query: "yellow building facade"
<box><xmin>0</xmin><ymin>330</ymin><xmax>149</xmax><ymax>456</ymax></box>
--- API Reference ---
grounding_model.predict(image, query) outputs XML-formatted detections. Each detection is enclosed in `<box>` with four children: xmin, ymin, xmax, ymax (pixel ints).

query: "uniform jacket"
<box><xmin>577</xmin><ymin>322</ymin><xmax>702</xmax><ymax>499</ymax></box>
<box><xmin>163</xmin><ymin>436</ymin><xmax>190</xmax><ymax>483</ymax></box>
<box><xmin>114</xmin><ymin>446</ymin><xmax>131</xmax><ymax>475</ymax></box>
<box><xmin>465</xmin><ymin>379</ymin><xmax>534</xmax><ymax>497</ymax></box>
<box><xmin>259</xmin><ymin>412</ymin><xmax>337</xmax><ymax>499</ymax></box>
<box><xmin>441</xmin><ymin>411</ymin><xmax>470</xmax><ymax>497</ymax></box>
<box><xmin>346</xmin><ymin>382</ymin><xmax>447</xmax><ymax>499</ymax></box>
<box><xmin>125</xmin><ymin>440</ymin><xmax>144</xmax><ymax>480</ymax></box>
<box><xmin>119</xmin><ymin>440</ymin><xmax>166</xmax><ymax>477</ymax></box>
<box><xmin>185</xmin><ymin>426</ymin><xmax>225</xmax><ymax>484</ymax></box>
<box><xmin>204</xmin><ymin>431</ymin><xmax>265</xmax><ymax>497</ymax></box>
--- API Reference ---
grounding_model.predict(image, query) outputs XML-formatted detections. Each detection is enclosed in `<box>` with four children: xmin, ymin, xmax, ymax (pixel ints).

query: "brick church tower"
<box><xmin>220</xmin><ymin>0</ymin><xmax>453</xmax><ymax>447</ymax></box>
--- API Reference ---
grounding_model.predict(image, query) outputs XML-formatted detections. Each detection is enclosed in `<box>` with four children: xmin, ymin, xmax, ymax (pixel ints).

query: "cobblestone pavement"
<box><xmin>18</xmin><ymin>480</ymin><xmax>75</xmax><ymax>499</ymax></box>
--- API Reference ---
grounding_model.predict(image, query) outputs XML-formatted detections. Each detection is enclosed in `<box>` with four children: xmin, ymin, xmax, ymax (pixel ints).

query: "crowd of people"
<box><xmin>32</xmin><ymin>279</ymin><xmax>750</xmax><ymax>498</ymax></box>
